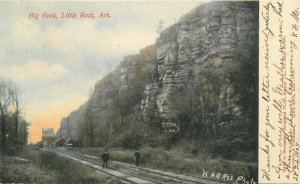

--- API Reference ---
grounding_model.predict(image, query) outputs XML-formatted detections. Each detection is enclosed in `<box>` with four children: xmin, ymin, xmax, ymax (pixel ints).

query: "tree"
<box><xmin>10</xmin><ymin>84</ymin><xmax>24</xmax><ymax>140</ymax></box>
<box><xmin>18</xmin><ymin>118</ymin><xmax>29</xmax><ymax>146</ymax></box>
<box><xmin>170</xmin><ymin>71</ymin><xmax>221</xmax><ymax>142</ymax></box>
<box><xmin>77</xmin><ymin>100</ymin><xmax>95</xmax><ymax>147</ymax></box>
<box><xmin>0</xmin><ymin>81</ymin><xmax>11</xmax><ymax>155</ymax></box>
<box><xmin>156</xmin><ymin>20</ymin><xmax>165</xmax><ymax>34</ymax></box>
<box><xmin>0</xmin><ymin>80</ymin><xmax>27</xmax><ymax>155</ymax></box>
<box><xmin>228</xmin><ymin>41</ymin><xmax>258</xmax><ymax>149</ymax></box>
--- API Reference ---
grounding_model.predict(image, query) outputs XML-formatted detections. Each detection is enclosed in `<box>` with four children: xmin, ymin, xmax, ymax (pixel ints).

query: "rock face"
<box><xmin>91</xmin><ymin>45</ymin><xmax>156</xmax><ymax>129</ymax></box>
<box><xmin>58</xmin><ymin>1</ymin><xmax>258</xmax><ymax>139</ymax></box>
<box><xmin>55</xmin><ymin>103</ymin><xmax>87</xmax><ymax>140</ymax></box>
<box><xmin>142</xmin><ymin>1</ymin><xmax>258</xmax><ymax>131</ymax></box>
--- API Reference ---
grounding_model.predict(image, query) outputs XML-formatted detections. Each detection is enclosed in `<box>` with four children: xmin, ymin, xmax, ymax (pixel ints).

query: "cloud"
<box><xmin>40</xmin><ymin>19</ymin><xmax>156</xmax><ymax>58</ymax></box>
<box><xmin>0</xmin><ymin>60</ymin><xmax>68</xmax><ymax>81</ymax></box>
<box><xmin>7</xmin><ymin>17</ymin><xmax>156</xmax><ymax>59</ymax></box>
<box><xmin>10</xmin><ymin>19</ymin><xmax>43</xmax><ymax>48</ymax></box>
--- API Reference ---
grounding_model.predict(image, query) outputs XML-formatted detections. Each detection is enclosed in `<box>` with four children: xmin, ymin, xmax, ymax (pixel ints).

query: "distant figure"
<box><xmin>135</xmin><ymin>149</ymin><xmax>141</xmax><ymax>167</ymax></box>
<box><xmin>246</xmin><ymin>165</ymin><xmax>254</xmax><ymax>182</ymax></box>
<box><xmin>101</xmin><ymin>149</ymin><xmax>109</xmax><ymax>168</ymax></box>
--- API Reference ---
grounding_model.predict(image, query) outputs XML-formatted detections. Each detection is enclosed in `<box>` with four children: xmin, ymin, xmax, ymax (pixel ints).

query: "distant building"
<box><xmin>42</xmin><ymin>128</ymin><xmax>55</xmax><ymax>147</ymax></box>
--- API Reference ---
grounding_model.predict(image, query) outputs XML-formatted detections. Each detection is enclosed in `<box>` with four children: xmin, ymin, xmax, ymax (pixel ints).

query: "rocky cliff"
<box><xmin>142</xmin><ymin>1</ymin><xmax>258</xmax><ymax>132</ymax></box>
<box><xmin>55</xmin><ymin>103</ymin><xmax>87</xmax><ymax>140</ymax></box>
<box><xmin>57</xmin><ymin>1</ymin><xmax>258</xmax><ymax>143</ymax></box>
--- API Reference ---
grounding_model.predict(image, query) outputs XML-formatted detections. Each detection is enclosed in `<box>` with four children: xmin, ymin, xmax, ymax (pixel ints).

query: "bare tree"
<box><xmin>156</xmin><ymin>20</ymin><xmax>165</xmax><ymax>34</ymax></box>
<box><xmin>0</xmin><ymin>81</ymin><xmax>11</xmax><ymax>155</ymax></box>
<box><xmin>10</xmin><ymin>84</ymin><xmax>25</xmax><ymax>140</ymax></box>
<box><xmin>0</xmin><ymin>80</ymin><xmax>26</xmax><ymax>155</ymax></box>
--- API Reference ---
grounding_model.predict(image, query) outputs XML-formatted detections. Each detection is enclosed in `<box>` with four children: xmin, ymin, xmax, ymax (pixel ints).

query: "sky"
<box><xmin>0</xmin><ymin>1</ymin><xmax>206</xmax><ymax>143</ymax></box>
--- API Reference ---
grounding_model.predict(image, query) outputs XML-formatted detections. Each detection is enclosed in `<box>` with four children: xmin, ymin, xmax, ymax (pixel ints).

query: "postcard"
<box><xmin>0</xmin><ymin>1</ymin><xmax>299</xmax><ymax>184</ymax></box>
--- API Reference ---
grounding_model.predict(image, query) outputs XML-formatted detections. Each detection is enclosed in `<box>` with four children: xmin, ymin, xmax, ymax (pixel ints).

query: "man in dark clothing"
<box><xmin>246</xmin><ymin>165</ymin><xmax>254</xmax><ymax>182</ymax></box>
<box><xmin>101</xmin><ymin>149</ymin><xmax>109</xmax><ymax>168</ymax></box>
<box><xmin>135</xmin><ymin>149</ymin><xmax>140</xmax><ymax>167</ymax></box>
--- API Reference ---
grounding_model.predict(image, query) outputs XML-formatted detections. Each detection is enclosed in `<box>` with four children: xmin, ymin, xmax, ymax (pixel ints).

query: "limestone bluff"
<box><xmin>56</xmin><ymin>1</ymin><xmax>258</xmax><ymax>150</ymax></box>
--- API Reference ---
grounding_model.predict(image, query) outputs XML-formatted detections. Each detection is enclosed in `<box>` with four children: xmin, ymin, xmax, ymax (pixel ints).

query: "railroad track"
<box><xmin>43</xmin><ymin>148</ymin><xmax>226</xmax><ymax>184</ymax></box>
<box><xmin>43</xmin><ymin>148</ymin><xmax>157</xmax><ymax>184</ymax></box>
<box><xmin>80</xmin><ymin>154</ymin><xmax>225</xmax><ymax>184</ymax></box>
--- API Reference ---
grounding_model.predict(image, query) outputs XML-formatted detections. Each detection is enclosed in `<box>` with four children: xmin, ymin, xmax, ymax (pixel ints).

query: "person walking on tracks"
<box><xmin>135</xmin><ymin>148</ymin><xmax>140</xmax><ymax>167</ymax></box>
<box><xmin>101</xmin><ymin>148</ymin><xmax>109</xmax><ymax>168</ymax></box>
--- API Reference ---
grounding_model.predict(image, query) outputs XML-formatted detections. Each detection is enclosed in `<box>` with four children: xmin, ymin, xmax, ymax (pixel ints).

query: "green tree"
<box><xmin>77</xmin><ymin>100</ymin><xmax>95</xmax><ymax>147</ymax></box>
<box><xmin>170</xmin><ymin>71</ymin><xmax>221</xmax><ymax>141</ymax></box>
